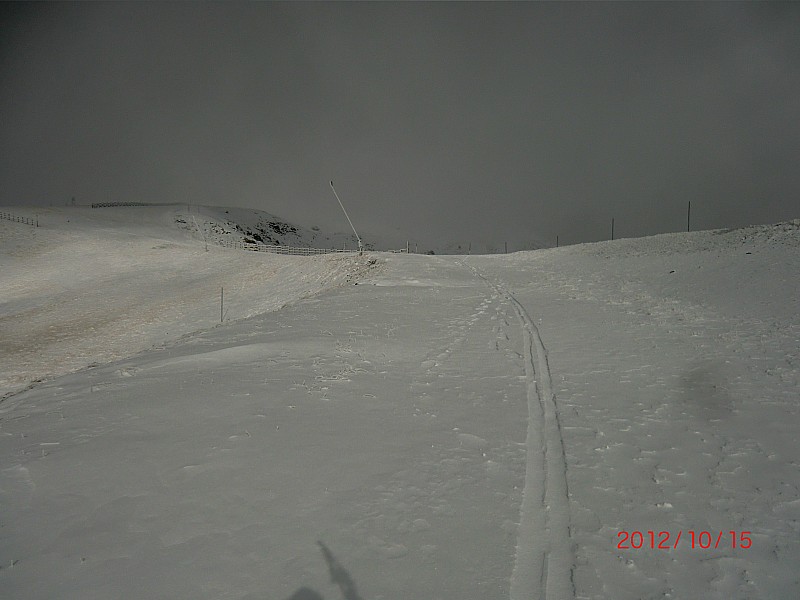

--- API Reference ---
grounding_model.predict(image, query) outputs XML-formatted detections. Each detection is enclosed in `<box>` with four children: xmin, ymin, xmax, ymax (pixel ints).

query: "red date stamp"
<box><xmin>617</xmin><ymin>530</ymin><xmax>752</xmax><ymax>550</ymax></box>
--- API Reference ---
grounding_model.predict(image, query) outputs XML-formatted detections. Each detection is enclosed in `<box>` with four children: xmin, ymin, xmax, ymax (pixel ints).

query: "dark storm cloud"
<box><xmin>2</xmin><ymin>2</ymin><xmax>799</xmax><ymax>247</ymax></box>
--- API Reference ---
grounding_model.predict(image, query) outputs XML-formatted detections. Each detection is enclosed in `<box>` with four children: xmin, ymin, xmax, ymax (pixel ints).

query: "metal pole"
<box><xmin>611</xmin><ymin>218</ymin><xmax>615</xmax><ymax>240</ymax></box>
<box><xmin>329</xmin><ymin>181</ymin><xmax>363</xmax><ymax>254</ymax></box>
<box><xmin>687</xmin><ymin>201</ymin><xmax>691</xmax><ymax>232</ymax></box>
<box><xmin>220</xmin><ymin>287</ymin><xmax>224</xmax><ymax>323</ymax></box>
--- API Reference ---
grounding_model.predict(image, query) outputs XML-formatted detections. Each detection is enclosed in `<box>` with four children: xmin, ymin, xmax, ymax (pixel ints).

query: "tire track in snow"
<box><xmin>459</xmin><ymin>260</ymin><xmax>574</xmax><ymax>600</ymax></box>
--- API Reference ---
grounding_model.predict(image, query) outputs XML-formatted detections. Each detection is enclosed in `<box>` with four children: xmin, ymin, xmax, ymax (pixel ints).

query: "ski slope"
<box><xmin>1</xmin><ymin>208</ymin><xmax>798</xmax><ymax>599</ymax></box>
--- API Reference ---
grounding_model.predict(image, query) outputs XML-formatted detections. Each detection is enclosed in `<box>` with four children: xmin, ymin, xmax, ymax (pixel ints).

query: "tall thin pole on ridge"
<box><xmin>330</xmin><ymin>180</ymin><xmax>363</xmax><ymax>254</ymax></box>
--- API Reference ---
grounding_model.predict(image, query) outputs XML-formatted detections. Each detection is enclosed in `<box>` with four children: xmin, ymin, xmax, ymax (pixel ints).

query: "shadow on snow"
<box><xmin>284</xmin><ymin>541</ymin><xmax>364</xmax><ymax>600</ymax></box>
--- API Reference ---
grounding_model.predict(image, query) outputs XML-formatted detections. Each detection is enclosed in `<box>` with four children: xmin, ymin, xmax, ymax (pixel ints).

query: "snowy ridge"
<box><xmin>461</xmin><ymin>260</ymin><xmax>574</xmax><ymax>600</ymax></box>
<box><xmin>174</xmin><ymin>205</ymin><xmax>373</xmax><ymax>251</ymax></box>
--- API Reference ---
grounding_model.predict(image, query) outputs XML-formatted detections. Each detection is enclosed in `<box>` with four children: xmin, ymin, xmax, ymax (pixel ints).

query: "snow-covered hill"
<box><xmin>173</xmin><ymin>205</ymin><xmax>377</xmax><ymax>251</ymax></box>
<box><xmin>1</xmin><ymin>208</ymin><xmax>798</xmax><ymax>600</ymax></box>
<box><xmin>0</xmin><ymin>205</ymin><xmax>381</xmax><ymax>398</ymax></box>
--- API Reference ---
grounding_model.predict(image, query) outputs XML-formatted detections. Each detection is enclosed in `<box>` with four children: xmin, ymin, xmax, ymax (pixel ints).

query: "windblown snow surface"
<box><xmin>1</xmin><ymin>207</ymin><xmax>798</xmax><ymax>600</ymax></box>
<box><xmin>0</xmin><ymin>206</ymin><xmax>375</xmax><ymax>398</ymax></box>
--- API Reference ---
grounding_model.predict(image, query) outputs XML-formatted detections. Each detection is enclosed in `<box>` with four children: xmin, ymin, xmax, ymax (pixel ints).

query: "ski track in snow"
<box><xmin>459</xmin><ymin>260</ymin><xmax>575</xmax><ymax>600</ymax></box>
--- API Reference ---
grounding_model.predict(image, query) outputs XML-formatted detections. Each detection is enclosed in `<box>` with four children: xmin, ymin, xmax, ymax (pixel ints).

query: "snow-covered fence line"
<box><xmin>0</xmin><ymin>211</ymin><xmax>37</xmax><ymax>227</ymax></box>
<box><xmin>217</xmin><ymin>238</ymin><xmax>358</xmax><ymax>256</ymax></box>
<box><xmin>91</xmin><ymin>202</ymin><xmax>176</xmax><ymax>208</ymax></box>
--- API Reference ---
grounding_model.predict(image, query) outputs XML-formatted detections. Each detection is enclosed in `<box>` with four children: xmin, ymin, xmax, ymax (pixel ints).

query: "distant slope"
<box><xmin>1</xmin><ymin>202</ymin><xmax>548</xmax><ymax>254</ymax></box>
<box><xmin>175</xmin><ymin>205</ymin><xmax>376</xmax><ymax>251</ymax></box>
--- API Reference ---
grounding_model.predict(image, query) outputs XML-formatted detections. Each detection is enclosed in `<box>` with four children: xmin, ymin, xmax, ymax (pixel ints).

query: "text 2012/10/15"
<box><xmin>617</xmin><ymin>530</ymin><xmax>752</xmax><ymax>550</ymax></box>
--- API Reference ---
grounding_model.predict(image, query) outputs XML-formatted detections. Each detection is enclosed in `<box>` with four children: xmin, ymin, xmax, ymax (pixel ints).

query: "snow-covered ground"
<box><xmin>1</xmin><ymin>207</ymin><xmax>798</xmax><ymax>599</ymax></box>
<box><xmin>0</xmin><ymin>206</ymin><xmax>377</xmax><ymax>399</ymax></box>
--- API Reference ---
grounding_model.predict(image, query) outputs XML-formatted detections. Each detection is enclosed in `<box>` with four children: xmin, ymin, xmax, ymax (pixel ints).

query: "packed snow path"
<box><xmin>459</xmin><ymin>260</ymin><xmax>574</xmax><ymax>600</ymax></box>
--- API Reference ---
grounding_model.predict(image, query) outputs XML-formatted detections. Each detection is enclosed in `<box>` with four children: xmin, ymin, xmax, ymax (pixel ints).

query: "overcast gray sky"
<box><xmin>2</xmin><ymin>2</ymin><xmax>799</xmax><ymax>247</ymax></box>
